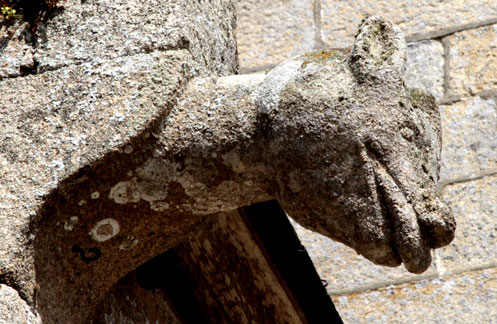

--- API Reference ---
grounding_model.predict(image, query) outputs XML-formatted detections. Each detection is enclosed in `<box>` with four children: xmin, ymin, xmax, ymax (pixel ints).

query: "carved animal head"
<box><xmin>256</xmin><ymin>16</ymin><xmax>455</xmax><ymax>273</ymax></box>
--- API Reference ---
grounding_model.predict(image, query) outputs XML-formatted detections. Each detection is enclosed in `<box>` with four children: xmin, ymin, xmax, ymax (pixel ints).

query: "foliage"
<box><xmin>1</xmin><ymin>0</ymin><xmax>60</xmax><ymax>21</ymax></box>
<box><xmin>1</xmin><ymin>5</ymin><xmax>23</xmax><ymax>19</ymax></box>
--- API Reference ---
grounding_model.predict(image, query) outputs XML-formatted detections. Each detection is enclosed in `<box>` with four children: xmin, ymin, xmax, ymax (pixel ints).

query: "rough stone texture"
<box><xmin>291</xmin><ymin>219</ymin><xmax>437</xmax><ymax>294</ymax></box>
<box><xmin>0</xmin><ymin>15</ymin><xmax>455</xmax><ymax>322</ymax></box>
<box><xmin>334</xmin><ymin>267</ymin><xmax>497</xmax><ymax>324</ymax></box>
<box><xmin>440</xmin><ymin>96</ymin><xmax>497</xmax><ymax>181</ymax></box>
<box><xmin>0</xmin><ymin>284</ymin><xmax>40</xmax><ymax>324</ymax></box>
<box><xmin>96</xmin><ymin>270</ymin><xmax>186</xmax><ymax>324</ymax></box>
<box><xmin>0</xmin><ymin>1</ymin><xmax>239</xmax><ymax>322</ymax></box>
<box><xmin>0</xmin><ymin>20</ymin><xmax>35</xmax><ymax>79</ymax></box>
<box><xmin>438</xmin><ymin>175</ymin><xmax>497</xmax><ymax>273</ymax></box>
<box><xmin>255</xmin><ymin>18</ymin><xmax>455</xmax><ymax>275</ymax></box>
<box><xmin>0</xmin><ymin>49</ymin><xmax>197</xmax><ymax>307</ymax></box>
<box><xmin>235</xmin><ymin>1</ymin><xmax>497</xmax><ymax>322</ymax></box>
<box><xmin>405</xmin><ymin>40</ymin><xmax>445</xmax><ymax>101</ymax></box>
<box><xmin>446</xmin><ymin>23</ymin><xmax>497</xmax><ymax>97</ymax></box>
<box><xmin>235</xmin><ymin>0</ymin><xmax>315</xmax><ymax>72</ymax></box>
<box><xmin>320</xmin><ymin>0</ymin><xmax>497</xmax><ymax>48</ymax></box>
<box><xmin>11</xmin><ymin>0</ymin><xmax>238</xmax><ymax>76</ymax></box>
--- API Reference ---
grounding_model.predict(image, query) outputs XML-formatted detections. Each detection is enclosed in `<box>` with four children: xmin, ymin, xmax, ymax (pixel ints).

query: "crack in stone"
<box><xmin>438</xmin><ymin>168</ymin><xmax>497</xmax><ymax>192</ymax></box>
<box><xmin>0</xmin><ymin>43</ymin><xmax>189</xmax><ymax>81</ymax></box>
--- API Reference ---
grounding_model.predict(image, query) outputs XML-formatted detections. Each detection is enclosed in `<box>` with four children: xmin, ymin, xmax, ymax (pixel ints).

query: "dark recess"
<box><xmin>136</xmin><ymin>249</ymin><xmax>210</xmax><ymax>324</ymax></box>
<box><xmin>241</xmin><ymin>200</ymin><xmax>344</xmax><ymax>324</ymax></box>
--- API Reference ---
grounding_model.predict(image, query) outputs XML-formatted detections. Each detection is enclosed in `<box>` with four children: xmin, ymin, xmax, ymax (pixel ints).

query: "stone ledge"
<box><xmin>3</xmin><ymin>0</ymin><xmax>237</xmax><ymax>77</ymax></box>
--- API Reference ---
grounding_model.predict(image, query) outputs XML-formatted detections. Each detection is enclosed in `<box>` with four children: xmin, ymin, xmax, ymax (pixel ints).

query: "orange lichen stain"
<box><xmin>300</xmin><ymin>49</ymin><xmax>349</xmax><ymax>68</ymax></box>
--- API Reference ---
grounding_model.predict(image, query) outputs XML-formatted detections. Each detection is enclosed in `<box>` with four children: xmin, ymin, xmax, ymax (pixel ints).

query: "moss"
<box><xmin>409</xmin><ymin>88</ymin><xmax>436</xmax><ymax>111</ymax></box>
<box><xmin>300</xmin><ymin>49</ymin><xmax>348</xmax><ymax>68</ymax></box>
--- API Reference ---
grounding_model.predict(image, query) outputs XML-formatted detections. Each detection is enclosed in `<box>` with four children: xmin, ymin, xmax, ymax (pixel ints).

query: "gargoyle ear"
<box><xmin>349</xmin><ymin>16</ymin><xmax>407</xmax><ymax>82</ymax></box>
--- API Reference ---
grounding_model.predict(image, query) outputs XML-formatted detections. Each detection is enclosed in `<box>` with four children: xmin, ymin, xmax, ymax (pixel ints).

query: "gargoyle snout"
<box><xmin>417</xmin><ymin>195</ymin><xmax>455</xmax><ymax>249</ymax></box>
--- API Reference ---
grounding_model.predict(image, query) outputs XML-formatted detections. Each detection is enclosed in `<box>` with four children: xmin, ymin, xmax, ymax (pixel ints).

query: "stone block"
<box><xmin>446</xmin><ymin>24</ymin><xmax>497</xmax><ymax>97</ymax></box>
<box><xmin>406</xmin><ymin>40</ymin><xmax>444</xmax><ymax>101</ymax></box>
<box><xmin>291</xmin><ymin>219</ymin><xmax>437</xmax><ymax>295</ymax></box>
<box><xmin>320</xmin><ymin>0</ymin><xmax>497</xmax><ymax>48</ymax></box>
<box><xmin>437</xmin><ymin>175</ymin><xmax>497</xmax><ymax>273</ymax></box>
<box><xmin>440</xmin><ymin>97</ymin><xmax>497</xmax><ymax>181</ymax></box>
<box><xmin>0</xmin><ymin>50</ymin><xmax>193</xmax><ymax>298</ymax></box>
<box><xmin>33</xmin><ymin>0</ymin><xmax>237</xmax><ymax>75</ymax></box>
<box><xmin>235</xmin><ymin>0</ymin><xmax>315</xmax><ymax>72</ymax></box>
<box><xmin>334</xmin><ymin>267</ymin><xmax>497</xmax><ymax>324</ymax></box>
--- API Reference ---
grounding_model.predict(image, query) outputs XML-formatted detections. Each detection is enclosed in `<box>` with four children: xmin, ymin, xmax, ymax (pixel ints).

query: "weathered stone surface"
<box><xmin>33</xmin><ymin>0</ymin><xmax>237</xmax><ymax>76</ymax></box>
<box><xmin>0</xmin><ymin>284</ymin><xmax>40</xmax><ymax>324</ymax></box>
<box><xmin>1</xmin><ymin>15</ymin><xmax>455</xmax><ymax>322</ymax></box>
<box><xmin>440</xmin><ymin>96</ymin><xmax>497</xmax><ymax>181</ymax></box>
<box><xmin>291</xmin><ymin>219</ymin><xmax>437</xmax><ymax>294</ymax></box>
<box><xmin>406</xmin><ymin>40</ymin><xmax>445</xmax><ymax>101</ymax></box>
<box><xmin>0</xmin><ymin>50</ymin><xmax>197</xmax><ymax>315</ymax></box>
<box><xmin>0</xmin><ymin>1</ymin><xmax>239</xmax><ymax>321</ymax></box>
<box><xmin>334</xmin><ymin>267</ymin><xmax>497</xmax><ymax>324</ymax></box>
<box><xmin>320</xmin><ymin>0</ymin><xmax>497</xmax><ymax>48</ymax></box>
<box><xmin>235</xmin><ymin>0</ymin><xmax>315</xmax><ymax>72</ymax></box>
<box><xmin>446</xmin><ymin>23</ymin><xmax>497</xmax><ymax>97</ymax></box>
<box><xmin>438</xmin><ymin>175</ymin><xmax>497</xmax><ymax>272</ymax></box>
<box><xmin>0</xmin><ymin>21</ymin><xmax>34</xmax><ymax>79</ymax></box>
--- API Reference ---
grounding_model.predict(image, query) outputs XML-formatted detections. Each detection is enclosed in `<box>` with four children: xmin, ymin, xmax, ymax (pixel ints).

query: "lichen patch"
<box><xmin>109</xmin><ymin>181</ymin><xmax>140</xmax><ymax>204</ymax></box>
<box><xmin>63</xmin><ymin>216</ymin><xmax>79</xmax><ymax>231</ymax></box>
<box><xmin>119</xmin><ymin>236</ymin><xmax>138</xmax><ymax>251</ymax></box>
<box><xmin>89</xmin><ymin>218</ymin><xmax>120</xmax><ymax>242</ymax></box>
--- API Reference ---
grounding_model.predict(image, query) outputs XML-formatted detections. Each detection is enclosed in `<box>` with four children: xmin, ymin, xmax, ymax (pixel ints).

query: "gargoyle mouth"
<box><xmin>373</xmin><ymin>163</ymin><xmax>432</xmax><ymax>274</ymax></box>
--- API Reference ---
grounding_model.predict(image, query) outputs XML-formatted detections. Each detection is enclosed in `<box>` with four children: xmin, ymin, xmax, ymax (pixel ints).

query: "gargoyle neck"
<box><xmin>138</xmin><ymin>73</ymin><xmax>273</xmax><ymax>214</ymax></box>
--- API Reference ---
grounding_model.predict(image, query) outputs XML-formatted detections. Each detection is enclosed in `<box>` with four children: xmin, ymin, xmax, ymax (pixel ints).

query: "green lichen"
<box><xmin>409</xmin><ymin>88</ymin><xmax>436</xmax><ymax>112</ymax></box>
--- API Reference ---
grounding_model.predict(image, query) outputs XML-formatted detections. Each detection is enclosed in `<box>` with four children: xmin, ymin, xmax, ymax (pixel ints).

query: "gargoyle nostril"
<box><xmin>370</xmin><ymin>140</ymin><xmax>381</xmax><ymax>152</ymax></box>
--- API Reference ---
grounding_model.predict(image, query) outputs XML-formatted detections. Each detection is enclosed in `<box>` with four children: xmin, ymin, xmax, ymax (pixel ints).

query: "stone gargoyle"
<box><xmin>0</xmin><ymin>11</ymin><xmax>455</xmax><ymax>323</ymax></box>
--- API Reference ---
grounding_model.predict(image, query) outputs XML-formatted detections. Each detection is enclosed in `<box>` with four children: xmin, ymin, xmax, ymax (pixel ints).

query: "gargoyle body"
<box><xmin>153</xmin><ymin>16</ymin><xmax>455</xmax><ymax>274</ymax></box>
<box><xmin>28</xmin><ymin>16</ymin><xmax>455</xmax><ymax>322</ymax></box>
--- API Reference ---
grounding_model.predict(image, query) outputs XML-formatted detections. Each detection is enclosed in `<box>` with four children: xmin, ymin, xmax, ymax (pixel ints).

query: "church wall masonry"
<box><xmin>236</xmin><ymin>0</ymin><xmax>497</xmax><ymax>322</ymax></box>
